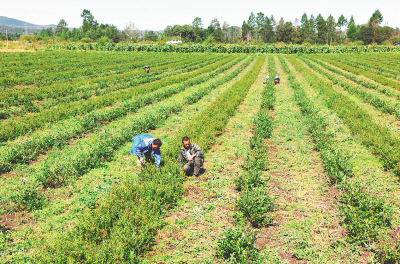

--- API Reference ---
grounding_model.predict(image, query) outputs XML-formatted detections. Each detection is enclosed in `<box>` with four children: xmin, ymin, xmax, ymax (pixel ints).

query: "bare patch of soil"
<box><xmin>0</xmin><ymin>49</ymin><xmax>37</xmax><ymax>52</ymax></box>
<box><xmin>359</xmin><ymin>251</ymin><xmax>372</xmax><ymax>264</ymax></box>
<box><xmin>279</xmin><ymin>251</ymin><xmax>299</xmax><ymax>264</ymax></box>
<box><xmin>0</xmin><ymin>213</ymin><xmax>17</xmax><ymax>230</ymax></box>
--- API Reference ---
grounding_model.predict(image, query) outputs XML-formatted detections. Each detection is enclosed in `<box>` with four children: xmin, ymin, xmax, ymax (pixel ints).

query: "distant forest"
<box><xmin>1</xmin><ymin>9</ymin><xmax>399</xmax><ymax>45</ymax></box>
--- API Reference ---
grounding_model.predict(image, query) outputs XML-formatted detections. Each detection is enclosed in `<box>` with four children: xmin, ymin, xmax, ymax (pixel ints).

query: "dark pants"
<box><xmin>183</xmin><ymin>157</ymin><xmax>203</xmax><ymax>176</ymax></box>
<box><xmin>137</xmin><ymin>151</ymin><xmax>152</xmax><ymax>167</ymax></box>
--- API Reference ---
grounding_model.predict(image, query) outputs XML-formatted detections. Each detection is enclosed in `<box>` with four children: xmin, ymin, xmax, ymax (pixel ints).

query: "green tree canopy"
<box><xmin>55</xmin><ymin>19</ymin><xmax>68</xmax><ymax>34</ymax></box>
<box><xmin>347</xmin><ymin>16</ymin><xmax>357</xmax><ymax>41</ymax></box>
<box><xmin>81</xmin><ymin>9</ymin><xmax>98</xmax><ymax>33</ymax></box>
<box><xmin>369</xmin><ymin>9</ymin><xmax>383</xmax><ymax>27</ymax></box>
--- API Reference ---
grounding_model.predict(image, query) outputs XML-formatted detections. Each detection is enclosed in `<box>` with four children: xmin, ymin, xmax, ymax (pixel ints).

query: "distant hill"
<box><xmin>0</xmin><ymin>16</ymin><xmax>56</xmax><ymax>29</ymax></box>
<box><xmin>0</xmin><ymin>16</ymin><xmax>56</xmax><ymax>35</ymax></box>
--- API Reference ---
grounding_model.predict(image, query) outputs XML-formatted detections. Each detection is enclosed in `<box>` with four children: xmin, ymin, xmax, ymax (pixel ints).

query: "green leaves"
<box><xmin>340</xmin><ymin>184</ymin><xmax>393</xmax><ymax>243</ymax></box>
<box><xmin>216</xmin><ymin>224</ymin><xmax>259</xmax><ymax>262</ymax></box>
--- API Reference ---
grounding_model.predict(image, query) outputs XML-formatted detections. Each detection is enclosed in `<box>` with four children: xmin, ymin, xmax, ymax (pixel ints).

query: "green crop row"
<box><xmin>0</xmin><ymin>52</ymin><xmax>159</xmax><ymax>78</ymax></box>
<box><xmin>0</xmin><ymin>55</ymin><xmax>249</xmax><ymax>175</ymax></box>
<box><xmin>365</xmin><ymin>53</ymin><xmax>400</xmax><ymax>66</ymax></box>
<box><xmin>290</xmin><ymin>57</ymin><xmax>400</xmax><ymax>174</ymax></box>
<box><xmin>0</xmin><ymin>54</ymin><xmax>213</xmax><ymax>118</ymax></box>
<box><xmin>32</xmin><ymin>56</ymin><xmax>264</xmax><ymax>263</ymax></box>
<box><xmin>326</xmin><ymin>55</ymin><xmax>400</xmax><ymax>81</ymax></box>
<box><xmin>0</xmin><ymin>53</ymin><xmax>175</xmax><ymax>88</ymax></box>
<box><xmin>0</xmin><ymin>55</ymin><xmax>231</xmax><ymax>142</ymax></box>
<box><xmin>352</xmin><ymin>54</ymin><xmax>400</xmax><ymax>74</ymax></box>
<box><xmin>280</xmin><ymin>56</ymin><xmax>393</xmax><ymax>245</ymax></box>
<box><xmin>1</xmin><ymin>55</ymin><xmax>250</xmax><ymax>214</ymax></box>
<box><xmin>217</xmin><ymin>56</ymin><xmax>275</xmax><ymax>263</ymax></box>
<box><xmin>300</xmin><ymin>57</ymin><xmax>400</xmax><ymax>119</ymax></box>
<box><xmin>307</xmin><ymin>56</ymin><xmax>400</xmax><ymax>102</ymax></box>
<box><xmin>0</xmin><ymin>51</ymin><xmax>91</xmax><ymax>67</ymax></box>
<box><xmin>0</xmin><ymin>52</ymin><xmax>144</xmax><ymax>78</ymax></box>
<box><xmin>0</xmin><ymin>53</ymin><xmax>198</xmax><ymax>103</ymax></box>
<box><xmin>48</xmin><ymin>43</ymin><xmax>400</xmax><ymax>54</ymax></box>
<box><xmin>316</xmin><ymin>55</ymin><xmax>400</xmax><ymax>91</ymax></box>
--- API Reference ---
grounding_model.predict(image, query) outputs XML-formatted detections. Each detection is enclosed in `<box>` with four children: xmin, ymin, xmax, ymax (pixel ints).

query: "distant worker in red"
<box><xmin>274</xmin><ymin>76</ymin><xmax>280</xmax><ymax>85</ymax></box>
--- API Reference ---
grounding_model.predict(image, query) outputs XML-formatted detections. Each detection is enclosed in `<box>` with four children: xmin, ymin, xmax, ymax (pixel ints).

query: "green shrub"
<box><xmin>235</xmin><ymin>169</ymin><xmax>263</xmax><ymax>191</ymax></box>
<box><xmin>339</xmin><ymin>183</ymin><xmax>393</xmax><ymax>243</ymax></box>
<box><xmin>376</xmin><ymin>242</ymin><xmax>400</xmax><ymax>264</ymax></box>
<box><xmin>253</xmin><ymin>111</ymin><xmax>272</xmax><ymax>139</ymax></box>
<box><xmin>97</xmin><ymin>36</ymin><xmax>109</xmax><ymax>46</ymax></box>
<box><xmin>216</xmin><ymin>224</ymin><xmax>259</xmax><ymax>262</ymax></box>
<box><xmin>80</xmin><ymin>37</ymin><xmax>92</xmax><ymax>43</ymax></box>
<box><xmin>321</xmin><ymin>147</ymin><xmax>354</xmax><ymax>184</ymax></box>
<box><xmin>235</xmin><ymin>187</ymin><xmax>275</xmax><ymax>227</ymax></box>
<box><xmin>10</xmin><ymin>185</ymin><xmax>47</xmax><ymax>211</ymax></box>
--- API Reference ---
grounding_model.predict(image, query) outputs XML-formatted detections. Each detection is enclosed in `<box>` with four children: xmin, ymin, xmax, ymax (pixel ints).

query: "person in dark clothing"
<box><xmin>274</xmin><ymin>76</ymin><xmax>280</xmax><ymax>85</ymax></box>
<box><xmin>144</xmin><ymin>65</ymin><xmax>150</xmax><ymax>73</ymax></box>
<box><xmin>177</xmin><ymin>136</ymin><xmax>204</xmax><ymax>177</ymax></box>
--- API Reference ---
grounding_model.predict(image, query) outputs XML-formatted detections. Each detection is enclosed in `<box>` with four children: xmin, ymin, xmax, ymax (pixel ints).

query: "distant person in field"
<box><xmin>144</xmin><ymin>65</ymin><xmax>150</xmax><ymax>73</ymax></box>
<box><xmin>130</xmin><ymin>134</ymin><xmax>161</xmax><ymax>168</ymax></box>
<box><xmin>274</xmin><ymin>76</ymin><xmax>280</xmax><ymax>85</ymax></box>
<box><xmin>263</xmin><ymin>75</ymin><xmax>269</xmax><ymax>84</ymax></box>
<box><xmin>177</xmin><ymin>136</ymin><xmax>204</xmax><ymax>177</ymax></box>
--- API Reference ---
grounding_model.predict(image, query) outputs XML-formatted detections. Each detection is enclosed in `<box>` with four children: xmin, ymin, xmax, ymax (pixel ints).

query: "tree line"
<box><xmin>166</xmin><ymin>10</ymin><xmax>399</xmax><ymax>45</ymax></box>
<box><xmin>1</xmin><ymin>9</ymin><xmax>399</xmax><ymax>45</ymax></box>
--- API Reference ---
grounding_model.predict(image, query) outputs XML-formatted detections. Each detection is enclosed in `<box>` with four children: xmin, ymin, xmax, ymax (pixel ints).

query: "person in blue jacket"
<box><xmin>130</xmin><ymin>134</ymin><xmax>162</xmax><ymax>168</ymax></box>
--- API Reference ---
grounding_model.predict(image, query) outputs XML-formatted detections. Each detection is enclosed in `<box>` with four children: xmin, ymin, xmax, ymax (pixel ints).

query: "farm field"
<box><xmin>1</xmin><ymin>51</ymin><xmax>400</xmax><ymax>263</ymax></box>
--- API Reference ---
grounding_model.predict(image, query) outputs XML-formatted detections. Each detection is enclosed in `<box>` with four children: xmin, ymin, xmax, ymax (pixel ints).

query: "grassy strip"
<box><xmin>216</xmin><ymin>56</ymin><xmax>276</xmax><ymax>262</ymax></box>
<box><xmin>316</xmin><ymin>54</ymin><xmax>400</xmax><ymax>91</ymax></box>
<box><xmin>0</xmin><ymin>56</ymin><xmax>248</xmax><ymax>174</ymax></box>
<box><xmin>33</xmin><ymin>56</ymin><xmax>265</xmax><ymax>263</ymax></box>
<box><xmin>0</xmin><ymin>55</ymin><xmax>231</xmax><ymax>142</ymax></box>
<box><xmin>299</xmin><ymin>56</ymin><xmax>400</xmax><ymax>119</ymax></box>
<box><xmin>281</xmin><ymin>56</ymin><xmax>393</xmax><ymax>245</ymax></box>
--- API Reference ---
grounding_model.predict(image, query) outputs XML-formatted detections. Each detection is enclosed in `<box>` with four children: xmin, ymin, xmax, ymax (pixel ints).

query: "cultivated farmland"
<box><xmin>1</xmin><ymin>51</ymin><xmax>400</xmax><ymax>263</ymax></box>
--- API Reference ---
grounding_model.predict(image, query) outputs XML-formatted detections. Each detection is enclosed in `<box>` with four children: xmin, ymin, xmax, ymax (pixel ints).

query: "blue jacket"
<box><xmin>130</xmin><ymin>134</ymin><xmax>161</xmax><ymax>167</ymax></box>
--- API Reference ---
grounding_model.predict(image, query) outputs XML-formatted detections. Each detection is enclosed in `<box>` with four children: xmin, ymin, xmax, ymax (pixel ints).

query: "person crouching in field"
<box><xmin>144</xmin><ymin>65</ymin><xmax>150</xmax><ymax>73</ymax></box>
<box><xmin>130</xmin><ymin>134</ymin><xmax>161</xmax><ymax>168</ymax></box>
<box><xmin>177</xmin><ymin>136</ymin><xmax>204</xmax><ymax>177</ymax></box>
<box><xmin>263</xmin><ymin>75</ymin><xmax>269</xmax><ymax>84</ymax></box>
<box><xmin>274</xmin><ymin>76</ymin><xmax>280</xmax><ymax>85</ymax></box>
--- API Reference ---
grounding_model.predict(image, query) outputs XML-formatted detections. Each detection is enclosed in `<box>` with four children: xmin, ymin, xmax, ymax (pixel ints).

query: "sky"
<box><xmin>2</xmin><ymin>0</ymin><xmax>399</xmax><ymax>31</ymax></box>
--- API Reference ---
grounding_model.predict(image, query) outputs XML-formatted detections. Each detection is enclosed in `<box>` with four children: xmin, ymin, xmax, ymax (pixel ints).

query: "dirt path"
<box><xmin>0</xmin><ymin>49</ymin><xmax>37</xmax><ymax>52</ymax></box>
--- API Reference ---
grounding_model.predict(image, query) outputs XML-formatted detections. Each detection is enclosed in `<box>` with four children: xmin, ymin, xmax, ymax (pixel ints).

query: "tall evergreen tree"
<box><xmin>369</xmin><ymin>9</ymin><xmax>383</xmax><ymax>27</ymax></box>
<box><xmin>55</xmin><ymin>19</ymin><xmax>68</xmax><ymax>34</ymax></box>
<box><xmin>247</xmin><ymin>12</ymin><xmax>256</xmax><ymax>41</ymax></box>
<box><xmin>327</xmin><ymin>15</ymin><xmax>336</xmax><ymax>44</ymax></box>
<box><xmin>347</xmin><ymin>16</ymin><xmax>357</xmax><ymax>41</ymax></box>
<box><xmin>316</xmin><ymin>14</ymin><xmax>328</xmax><ymax>44</ymax></box>
<box><xmin>337</xmin><ymin>14</ymin><xmax>348</xmax><ymax>40</ymax></box>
